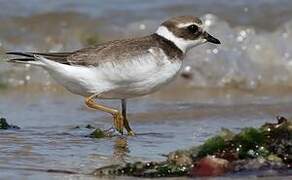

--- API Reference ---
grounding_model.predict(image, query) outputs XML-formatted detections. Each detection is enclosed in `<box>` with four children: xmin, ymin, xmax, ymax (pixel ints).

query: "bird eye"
<box><xmin>187</xmin><ymin>25</ymin><xmax>199</xmax><ymax>33</ymax></box>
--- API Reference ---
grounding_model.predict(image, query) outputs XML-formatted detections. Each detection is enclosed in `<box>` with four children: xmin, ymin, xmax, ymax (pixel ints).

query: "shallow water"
<box><xmin>1</xmin><ymin>85</ymin><xmax>292</xmax><ymax>179</ymax></box>
<box><xmin>1</xmin><ymin>0</ymin><xmax>292</xmax><ymax>179</ymax></box>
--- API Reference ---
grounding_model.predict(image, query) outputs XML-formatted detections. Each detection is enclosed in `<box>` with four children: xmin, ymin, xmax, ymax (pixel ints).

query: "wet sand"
<box><xmin>1</xmin><ymin>83</ymin><xmax>292</xmax><ymax>179</ymax></box>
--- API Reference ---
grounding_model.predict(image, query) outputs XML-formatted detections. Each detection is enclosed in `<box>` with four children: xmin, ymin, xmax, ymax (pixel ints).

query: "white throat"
<box><xmin>155</xmin><ymin>26</ymin><xmax>206</xmax><ymax>54</ymax></box>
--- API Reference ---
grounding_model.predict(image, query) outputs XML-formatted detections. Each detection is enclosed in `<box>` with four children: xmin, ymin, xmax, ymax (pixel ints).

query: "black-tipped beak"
<box><xmin>203</xmin><ymin>32</ymin><xmax>221</xmax><ymax>44</ymax></box>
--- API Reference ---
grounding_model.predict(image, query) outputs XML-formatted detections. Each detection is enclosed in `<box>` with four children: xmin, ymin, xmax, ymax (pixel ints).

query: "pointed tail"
<box><xmin>6</xmin><ymin>51</ymin><xmax>72</xmax><ymax>66</ymax></box>
<box><xmin>6</xmin><ymin>52</ymin><xmax>44</xmax><ymax>66</ymax></box>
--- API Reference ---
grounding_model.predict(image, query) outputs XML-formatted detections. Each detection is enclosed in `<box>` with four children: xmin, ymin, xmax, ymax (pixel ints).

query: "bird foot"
<box><xmin>127</xmin><ymin>130</ymin><xmax>135</xmax><ymax>136</ymax></box>
<box><xmin>113</xmin><ymin>112</ymin><xmax>124</xmax><ymax>134</ymax></box>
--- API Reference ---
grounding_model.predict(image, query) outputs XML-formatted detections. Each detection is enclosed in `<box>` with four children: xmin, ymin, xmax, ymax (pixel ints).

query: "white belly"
<box><xmin>98</xmin><ymin>58</ymin><xmax>182</xmax><ymax>98</ymax></box>
<box><xmin>41</xmin><ymin>50</ymin><xmax>182</xmax><ymax>99</ymax></box>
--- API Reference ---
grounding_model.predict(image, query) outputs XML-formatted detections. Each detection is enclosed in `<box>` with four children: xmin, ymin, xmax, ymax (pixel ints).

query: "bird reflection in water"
<box><xmin>112</xmin><ymin>137</ymin><xmax>130</xmax><ymax>163</ymax></box>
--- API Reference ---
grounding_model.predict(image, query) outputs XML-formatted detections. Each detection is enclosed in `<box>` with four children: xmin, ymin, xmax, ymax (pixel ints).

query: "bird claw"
<box><xmin>127</xmin><ymin>130</ymin><xmax>135</xmax><ymax>136</ymax></box>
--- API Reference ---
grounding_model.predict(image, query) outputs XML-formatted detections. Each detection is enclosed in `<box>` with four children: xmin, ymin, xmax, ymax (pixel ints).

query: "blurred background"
<box><xmin>1</xmin><ymin>0</ymin><xmax>292</xmax><ymax>179</ymax></box>
<box><xmin>1</xmin><ymin>0</ymin><xmax>292</xmax><ymax>92</ymax></box>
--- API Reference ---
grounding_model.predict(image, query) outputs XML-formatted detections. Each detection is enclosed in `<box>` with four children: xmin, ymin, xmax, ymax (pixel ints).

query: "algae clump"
<box><xmin>89</xmin><ymin>128</ymin><xmax>113</xmax><ymax>138</ymax></box>
<box><xmin>93</xmin><ymin>117</ymin><xmax>292</xmax><ymax>178</ymax></box>
<box><xmin>232</xmin><ymin>128</ymin><xmax>267</xmax><ymax>158</ymax></box>
<box><xmin>197</xmin><ymin>136</ymin><xmax>226</xmax><ymax>157</ymax></box>
<box><xmin>0</xmin><ymin>117</ymin><xmax>10</xmax><ymax>129</ymax></box>
<box><xmin>0</xmin><ymin>117</ymin><xmax>20</xmax><ymax>129</ymax></box>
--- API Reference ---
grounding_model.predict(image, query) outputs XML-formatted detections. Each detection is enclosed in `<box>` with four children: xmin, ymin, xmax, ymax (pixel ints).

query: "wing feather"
<box><xmin>7</xmin><ymin>35</ymin><xmax>157</xmax><ymax>66</ymax></box>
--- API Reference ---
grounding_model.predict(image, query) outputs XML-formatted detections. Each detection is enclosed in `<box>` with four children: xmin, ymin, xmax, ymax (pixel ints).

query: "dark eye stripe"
<box><xmin>187</xmin><ymin>25</ymin><xmax>199</xmax><ymax>33</ymax></box>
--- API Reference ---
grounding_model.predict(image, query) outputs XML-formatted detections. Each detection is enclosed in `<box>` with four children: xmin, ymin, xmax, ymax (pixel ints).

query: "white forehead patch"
<box><xmin>155</xmin><ymin>26</ymin><xmax>206</xmax><ymax>53</ymax></box>
<box><xmin>177</xmin><ymin>22</ymin><xmax>201</xmax><ymax>28</ymax></box>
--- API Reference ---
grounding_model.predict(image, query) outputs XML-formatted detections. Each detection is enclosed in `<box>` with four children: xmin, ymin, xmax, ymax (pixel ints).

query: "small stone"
<box><xmin>276</xmin><ymin>116</ymin><xmax>287</xmax><ymax>124</ymax></box>
<box><xmin>0</xmin><ymin>117</ymin><xmax>9</xmax><ymax>129</ymax></box>
<box><xmin>232</xmin><ymin>157</ymin><xmax>285</xmax><ymax>172</ymax></box>
<box><xmin>92</xmin><ymin>164</ymin><xmax>122</xmax><ymax>176</ymax></box>
<box><xmin>0</xmin><ymin>117</ymin><xmax>20</xmax><ymax>130</ymax></box>
<box><xmin>191</xmin><ymin>156</ymin><xmax>230</xmax><ymax>177</ymax></box>
<box><xmin>167</xmin><ymin>151</ymin><xmax>193</xmax><ymax>167</ymax></box>
<box><xmin>85</xmin><ymin>124</ymin><xmax>95</xmax><ymax>129</ymax></box>
<box><xmin>89</xmin><ymin>128</ymin><xmax>109</xmax><ymax>138</ymax></box>
<box><xmin>267</xmin><ymin>154</ymin><xmax>282</xmax><ymax>162</ymax></box>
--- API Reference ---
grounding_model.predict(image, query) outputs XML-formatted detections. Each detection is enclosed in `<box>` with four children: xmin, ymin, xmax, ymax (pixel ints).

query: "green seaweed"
<box><xmin>155</xmin><ymin>164</ymin><xmax>189</xmax><ymax>177</ymax></box>
<box><xmin>196</xmin><ymin>116</ymin><xmax>291</xmax><ymax>161</ymax></box>
<box><xmin>197</xmin><ymin>136</ymin><xmax>226</xmax><ymax>157</ymax></box>
<box><xmin>197</xmin><ymin>127</ymin><xmax>269</xmax><ymax>159</ymax></box>
<box><xmin>93</xmin><ymin>117</ymin><xmax>292</xmax><ymax>177</ymax></box>
<box><xmin>196</xmin><ymin>128</ymin><xmax>235</xmax><ymax>158</ymax></box>
<box><xmin>232</xmin><ymin>128</ymin><xmax>266</xmax><ymax>158</ymax></box>
<box><xmin>93</xmin><ymin>161</ymin><xmax>189</xmax><ymax>177</ymax></box>
<box><xmin>261</xmin><ymin>116</ymin><xmax>292</xmax><ymax>164</ymax></box>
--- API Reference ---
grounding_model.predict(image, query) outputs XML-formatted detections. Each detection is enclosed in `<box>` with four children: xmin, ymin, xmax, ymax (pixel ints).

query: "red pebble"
<box><xmin>190</xmin><ymin>156</ymin><xmax>230</xmax><ymax>177</ymax></box>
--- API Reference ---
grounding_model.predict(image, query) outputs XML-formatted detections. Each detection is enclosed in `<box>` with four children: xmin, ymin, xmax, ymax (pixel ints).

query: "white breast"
<box><xmin>38</xmin><ymin>48</ymin><xmax>182</xmax><ymax>99</ymax></box>
<box><xmin>97</xmin><ymin>48</ymin><xmax>182</xmax><ymax>98</ymax></box>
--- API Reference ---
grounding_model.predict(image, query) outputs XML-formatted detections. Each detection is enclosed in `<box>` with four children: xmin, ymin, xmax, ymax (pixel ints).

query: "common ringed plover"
<box><xmin>7</xmin><ymin>16</ymin><xmax>220</xmax><ymax>135</ymax></box>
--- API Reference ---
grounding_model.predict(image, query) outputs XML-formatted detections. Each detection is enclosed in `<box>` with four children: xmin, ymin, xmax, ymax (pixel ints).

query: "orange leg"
<box><xmin>85</xmin><ymin>94</ymin><xmax>124</xmax><ymax>134</ymax></box>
